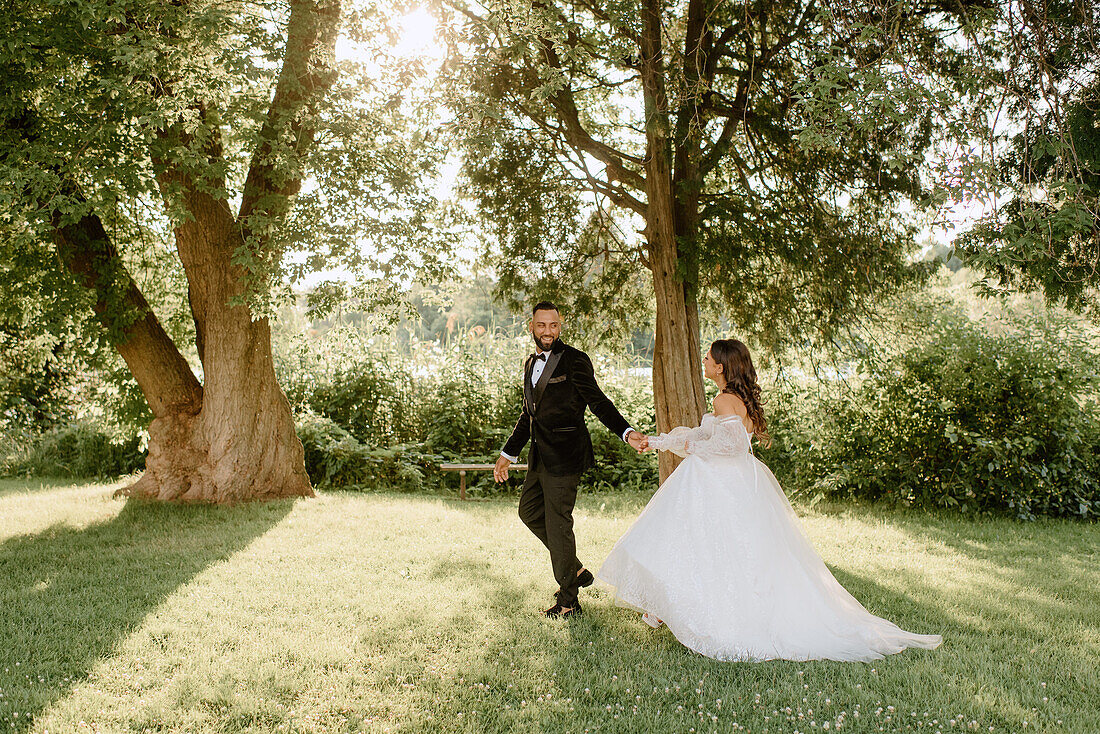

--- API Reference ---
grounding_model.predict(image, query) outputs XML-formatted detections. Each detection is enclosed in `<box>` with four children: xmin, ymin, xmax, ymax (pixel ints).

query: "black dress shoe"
<box><xmin>545</xmin><ymin>601</ymin><xmax>583</xmax><ymax>619</ymax></box>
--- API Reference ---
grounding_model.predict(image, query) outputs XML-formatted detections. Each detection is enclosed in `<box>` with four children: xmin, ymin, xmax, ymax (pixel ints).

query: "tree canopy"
<box><xmin>441</xmin><ymin>0</ymin><xmax>996</xmax><ymax>352</ymax></box>
<box><xmin>957</xmin><ymin>0</ymin><xmax>1099</xmax><ymax>315</ymax></box>
<box><xmin>439</xmin><ymin>0</ymin><xmax>999</xmax><ymax>477</ymax></box>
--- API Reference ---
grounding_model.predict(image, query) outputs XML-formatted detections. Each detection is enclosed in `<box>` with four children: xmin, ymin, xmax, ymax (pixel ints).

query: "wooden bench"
<box><xmin>440</xmin><ymin>463</ymin><xmax>529</xmax><ymax>500</ymax></box>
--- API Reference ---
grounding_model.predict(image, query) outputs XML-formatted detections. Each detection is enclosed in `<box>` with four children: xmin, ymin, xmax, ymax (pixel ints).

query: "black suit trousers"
<box><xmin>518</xmin><ymin>453</ymin><xmax>583</xmax><ymax>606</ymax></box>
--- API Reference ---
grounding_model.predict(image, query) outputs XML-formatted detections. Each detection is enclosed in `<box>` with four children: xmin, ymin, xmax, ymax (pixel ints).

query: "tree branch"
<box><xmin>512</xmin><ymin>95</ymin><xmax>649</xmax><ymax>214</ymax></box>
<box><xmin>52</xmin><ymin>182</ymin><xmax>203</xmax><ymax>417</ymax></box>
<box><xmin>238</xmin><ymin>0</ymin><xmax>341</xmax><ymax>224</ymax></box>
<box><xmin>573</xmin><ymin>0</ymin><xmax>641</xmax><ymax>44</ymax></box>
<box><xmin>529</xmin><ymin>4</ymin><xmax>647</xmax><ymax>191</ymax></box>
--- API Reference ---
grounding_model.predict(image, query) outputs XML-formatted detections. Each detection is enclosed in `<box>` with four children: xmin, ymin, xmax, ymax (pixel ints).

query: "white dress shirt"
<box><xmin>500</xmin><ymin>349</ymin><xmax>635</xmax><ymax>462</ymax></box>
<box><xmin>530</xmin><ymin>349</ymin><xmax>549</xmax><ymax>385</ymax></box>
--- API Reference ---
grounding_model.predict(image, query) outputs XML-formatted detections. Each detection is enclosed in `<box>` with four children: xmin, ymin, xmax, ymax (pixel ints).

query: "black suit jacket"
<box><xmin>502</xmin><ymin>339</ymin><xmax>631</xmax><ymax>476</ymax></box>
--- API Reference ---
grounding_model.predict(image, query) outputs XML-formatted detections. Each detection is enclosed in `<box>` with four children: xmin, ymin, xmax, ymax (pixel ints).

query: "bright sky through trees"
<box><xmin>335</xmin><ymin>5</ymin><xmax>444</xmax><ymax>64</ymax></box>
<box><xmin>394</xmin><ymin>8</ymin><xmax>442</xmax><ymax>57</ymax></box>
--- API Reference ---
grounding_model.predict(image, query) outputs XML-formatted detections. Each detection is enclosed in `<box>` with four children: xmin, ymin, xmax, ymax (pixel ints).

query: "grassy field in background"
<box><xmin>0</xmin><ymin>478</ymin><xmax>1097</xmax><ymax>733</ymax></box>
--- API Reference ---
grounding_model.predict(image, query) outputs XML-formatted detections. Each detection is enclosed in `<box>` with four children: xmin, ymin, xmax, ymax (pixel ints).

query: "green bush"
<box><xmin>280</xmin><ymin>326</ymin><xmax>660</xmax><ymax>497</ymax></box>
<box><xmin>5</xmin><ymin>423</ymin><xmax>145</xmax><ymax>479</ymax></box>
<box><xmin>296</xmin><ymin>412</ymin><xmax>441</xmax><ymax>492</ymax></box>
<box><xmin>581</xmin><ymin>362</ymin><xmax>659</xmax><ymax>492</ymax></box>
<box><xmin>584</xmin><ymin>421</ymin><xmax>658</xmax><ymax>492</ymax></box>
<box><xmin>10</xmin><ymin>296</ymin><xmax>1094</xmax><ymax>522</ymax></box>
<box><xmin>800</xmin><ymin>307</ymin><xmax>1100</xmax><ymax>519</ymax></box>
<box><xmin>423</xmin><ymin>371</ymin><xmax>523</xmax><ymax>458</ymax></box>
<box><xmin>274</xmin><ymin>294</ymin><xmax>1099</xmax><ymax>518</ymax></box>
<box><xmin>752</xmin><ymin>379</ymin><xmax>822</xmax><ymax>493</ymax></box>
<box><xmin>283</xmin><ymin>348</ymin><xmax>426</xmax><ymax>447</ymax></box>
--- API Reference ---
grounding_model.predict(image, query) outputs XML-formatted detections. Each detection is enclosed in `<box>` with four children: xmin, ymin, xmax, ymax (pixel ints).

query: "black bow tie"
<box><xmin>533</xmin><ymin>353</ymin><xmax>547</xmax><ymax>361</ymax></box>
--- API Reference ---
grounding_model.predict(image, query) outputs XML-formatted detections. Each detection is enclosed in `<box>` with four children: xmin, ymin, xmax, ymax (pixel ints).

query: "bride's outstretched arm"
<box><xmin>648</xmin><ymin>417</ymin><xmax>750</xmax><ymax>459</ymax></box>
<box><xmin>647</xmin><ymin>423</ymin><xmax>712</xmax><ymax>458</ymax></box>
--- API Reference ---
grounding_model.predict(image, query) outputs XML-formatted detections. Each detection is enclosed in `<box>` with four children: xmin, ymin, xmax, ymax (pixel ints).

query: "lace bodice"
<box><xmin>649</xmin><ymin>413</ymin><xmax>753</xmax><ymax>459</ymax></box>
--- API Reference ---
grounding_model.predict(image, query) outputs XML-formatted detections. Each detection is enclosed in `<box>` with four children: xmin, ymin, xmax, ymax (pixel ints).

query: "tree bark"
<box><xmin>121</xmin><ymin>170</ymin><xmax>313</xmax><ymax>503</ymax></box>
<box><xmin>640</xmin><ymin>0</ymin><xmax>707</xmax><ymax>483</ymax></box>
<box><xmin>125</xmin><ymin>323</ymin><xmax>311</xmax><ymax>503</ymax></box>
<box><xmin>50</xmin><ymin>179</ymin><xmax>312</xmax><ymax>504</ymax></box>
<box><xmin>51</xmin><ymin>193</ymin><xmax>203</xmax><ymax>419</ymax></box>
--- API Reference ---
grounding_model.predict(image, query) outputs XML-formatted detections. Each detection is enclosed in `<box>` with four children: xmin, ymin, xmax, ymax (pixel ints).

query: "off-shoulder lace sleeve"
<box><xmin>648</xmin><ymin>423</ymin><xmax>708</xmax><ymax>458</ymax></box>
<box><xmin>650</xmin><ymin>415</ymin><xmax>750</xmax><ymax>459</ymax></box>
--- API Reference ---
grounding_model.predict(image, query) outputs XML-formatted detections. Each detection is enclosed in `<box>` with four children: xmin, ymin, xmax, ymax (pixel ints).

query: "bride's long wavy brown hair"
<box><xmin>710</xmin><ymin>339</ymin><xmax>771</xmax><ymax>447</ymax></box>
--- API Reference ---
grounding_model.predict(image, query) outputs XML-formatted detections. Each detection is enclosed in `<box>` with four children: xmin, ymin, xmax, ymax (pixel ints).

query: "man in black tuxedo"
<box><xmin>494</xmin><ymin>301</ymin><xmax>646</xmax><ymax>618</ymax></box>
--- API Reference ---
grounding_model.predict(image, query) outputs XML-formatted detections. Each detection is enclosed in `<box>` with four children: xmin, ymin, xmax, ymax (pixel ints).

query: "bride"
<box><xmin>597</xmin><ymin>339</ymin><xmax>942</xmax><ymax>662</ymax></box>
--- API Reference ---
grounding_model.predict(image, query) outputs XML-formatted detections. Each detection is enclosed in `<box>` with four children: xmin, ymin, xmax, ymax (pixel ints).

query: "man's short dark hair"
<box><xmin>532</xmin><ymin>300</ymin><xmax>559</xmax><ymax>316</ymax></box>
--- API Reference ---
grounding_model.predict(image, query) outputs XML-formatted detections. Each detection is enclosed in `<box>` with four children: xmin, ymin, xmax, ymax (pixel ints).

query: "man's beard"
<box><xmin>533</xmin><ymin>334</ymin><xmax>556</xmax><ymax>350</ymax></box>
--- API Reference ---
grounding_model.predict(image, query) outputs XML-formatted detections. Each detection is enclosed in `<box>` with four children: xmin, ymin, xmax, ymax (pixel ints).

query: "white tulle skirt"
<box><xmin>597</xmin><ymin>452</ymin><xmax>942</xmax><ymax>662</ymax></box>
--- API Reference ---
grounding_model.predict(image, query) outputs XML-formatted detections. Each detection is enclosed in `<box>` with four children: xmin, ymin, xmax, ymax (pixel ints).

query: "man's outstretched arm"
<box><xmin>571</xmin><ymin>351</ymin><xmax>642</xmax><ymax>448</ymax></box>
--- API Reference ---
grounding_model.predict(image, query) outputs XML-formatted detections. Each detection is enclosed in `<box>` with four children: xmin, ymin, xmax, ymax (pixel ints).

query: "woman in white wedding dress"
<box><xmin>597</xmin><ymin>339</ymin><xmax>942</xmax><ymax>662</ymax></box>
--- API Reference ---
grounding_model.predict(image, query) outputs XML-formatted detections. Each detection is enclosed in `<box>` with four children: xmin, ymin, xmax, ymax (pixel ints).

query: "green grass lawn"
<box><xmin>0</xmin><ymin>478</ymin><xmax>1097</xmax><ymax>733</ymax></box>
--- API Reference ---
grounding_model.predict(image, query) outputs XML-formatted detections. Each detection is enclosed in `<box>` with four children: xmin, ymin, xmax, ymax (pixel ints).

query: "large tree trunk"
<box><xmin>122</xmin><ymin>0</ymin><xmax>340</xmax><ymax>503</ymax></box>
<box><xmin>123</xmin><ymin>182</ymin><xmax>312</xmax><ymax>503</ymax></box>
<box><xmin>641</xmin><ymin>0</ymin><xmax>707</xmax><ymax>483</ymax></box>
<box><xmin>126</xmin><ymin>321</ymin><xmax>312</xmax><ymax>503</ymax></box>
<box><xmin>672</xmin><ymin>0</ymin><xmax>710</xmax><ymax>383</ymax></box>
<box><xmin>650</xmin><ymin>237</ymin><xmax>707</xmax><ymax>482</ymax></box>
<box><xmin>52</xmin><ymin>184</ymin><xmax>312</xmax><ymax>503</ymax></box>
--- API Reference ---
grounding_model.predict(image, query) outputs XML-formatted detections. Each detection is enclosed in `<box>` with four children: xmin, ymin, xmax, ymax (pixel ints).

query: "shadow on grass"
<box><xmin>0</xmin><ymin>498</ymin><xmax>293</xmax><ymax>732</ymax></box>
<box><xmin>406</xmin><ymin>539</ymin><xmax>1022</xmax><ymax>730</ymax></box>
<box><xmin>851</xmin><ymin>514</ymin><xmax>1099</xmax><ymax>632</ymax></box>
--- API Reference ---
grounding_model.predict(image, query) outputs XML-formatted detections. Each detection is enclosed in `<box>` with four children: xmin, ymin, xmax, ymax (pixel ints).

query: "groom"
<box><xmin>494</xmin><ymin>301</ymin><xmax>646</xmax><ymax>618</ymax></box>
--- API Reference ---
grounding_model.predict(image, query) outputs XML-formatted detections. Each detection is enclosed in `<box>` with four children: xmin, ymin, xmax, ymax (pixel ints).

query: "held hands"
<box><xmin>493</xmin><ymin>455</ymin><xmax>512</xmax><ymax>483</ymax></box>
<box><xmin>626</xmin><ymin>430</ymin><xmax>649</xmax><ymax>453</ymax></box>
